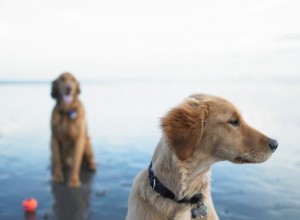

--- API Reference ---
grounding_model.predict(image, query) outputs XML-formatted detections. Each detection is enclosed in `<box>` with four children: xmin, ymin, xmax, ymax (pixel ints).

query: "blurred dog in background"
<box><xmin>50</xmin><ymin>72</ymin><xmax>96</xmax><ymax>187</ymax></box>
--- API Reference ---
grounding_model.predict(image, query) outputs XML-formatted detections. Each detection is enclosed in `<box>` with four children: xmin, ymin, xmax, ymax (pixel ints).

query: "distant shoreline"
<box><xmin>0</xmin><ymin>80</ymin><xmax>49</xmax><ymax>85</ymax></box>
<box><xmin>0</xmin><ymin>77</ymin><xmax>299</xmax><ymax>86</ymax></box>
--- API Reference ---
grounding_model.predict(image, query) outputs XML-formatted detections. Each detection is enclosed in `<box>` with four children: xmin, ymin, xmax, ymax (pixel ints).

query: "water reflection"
<box><xmin>48</xmin><ymin>169</ymin><xmax>95</xmax><ymax>220</ymax></box>
<box><xmin>0</xmin><ymin>81</ymin><xmax>299</xmax><ymax>220</ymax></box>
<box><xmin>24</xmin><ymin>212</ymin><xmax>37</xmax><ymax>220</ymax></box>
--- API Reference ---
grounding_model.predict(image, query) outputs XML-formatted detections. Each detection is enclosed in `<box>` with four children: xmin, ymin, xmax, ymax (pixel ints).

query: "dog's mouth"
<box><xmin>233</xmin><ymin>156</ymin><xmax>252</xmax><ymax>164</ymax></box>
<box><xmin>63</xmin><ymin>95</ymin><xmax>73</xmax><ymax>105</ymax></box>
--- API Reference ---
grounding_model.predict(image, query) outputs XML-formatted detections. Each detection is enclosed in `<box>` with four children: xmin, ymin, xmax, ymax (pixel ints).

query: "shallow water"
<box><xmin>0</xmin><ymin>79</ymin><xmax>299</xmax><ymax>220</ymax></box>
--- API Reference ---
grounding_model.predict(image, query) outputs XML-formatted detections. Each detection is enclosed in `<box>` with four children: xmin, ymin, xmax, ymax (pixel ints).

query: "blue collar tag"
<box><xmin>68</xmin><ymin>110</ymin><xmax>77</xmax><ymax>119</ymax></box>
<box><xmin>191</xmin><ymin>203</ymin><xmax>208</xmax><ymax>219</ymax></box>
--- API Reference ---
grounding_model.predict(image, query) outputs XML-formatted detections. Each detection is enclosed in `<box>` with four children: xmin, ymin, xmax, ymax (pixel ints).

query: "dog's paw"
<box><xmin>52</xmin><ymin>172</ymin><xmax>64</xmax><ymax>182</ymax></box>
<box><xmin>68</xmin><ymin>177</ymin><xmax>81</xmax><ymax>188</ymax></box>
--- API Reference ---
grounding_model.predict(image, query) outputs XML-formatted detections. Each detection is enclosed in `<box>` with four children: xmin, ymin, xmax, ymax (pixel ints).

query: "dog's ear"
<box><xmin>51</xmin><ymin>79</ymin><xmax>59</xmax><ymax>99</ymax></box>
<box><xmin>76</xmin><ymin>79</ymin><xmax>81</xmax><ymax>95</ymax></box>
<box><xmin>161</xmin><ymin>97</ymin><xmax>208</xmax><ymax>161</ymax></box>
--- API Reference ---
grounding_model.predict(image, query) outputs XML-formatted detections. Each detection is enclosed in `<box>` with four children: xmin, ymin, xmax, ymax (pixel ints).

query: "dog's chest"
<box><xmin>54</xmin><ymin>116</ymin><xmax>80</xmax><ymax>139</ymax></box>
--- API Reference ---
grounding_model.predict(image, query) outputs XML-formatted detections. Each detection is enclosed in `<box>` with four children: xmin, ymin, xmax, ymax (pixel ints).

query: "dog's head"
<box><xmin>161</xmin><ymin>94</ymin><xmax>278</xmax><ymax>164</ymax></box>
<box><xmin>51</xmin><ymin>72</ymin><xmax>81</xmax><ymax>104</ymax></box>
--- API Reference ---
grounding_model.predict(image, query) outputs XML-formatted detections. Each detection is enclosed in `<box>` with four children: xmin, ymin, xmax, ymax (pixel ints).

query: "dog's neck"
<box><xmin>151</xmin><ymin>136</ymin><xmax>215</xmax><ymax>200</ymax></box>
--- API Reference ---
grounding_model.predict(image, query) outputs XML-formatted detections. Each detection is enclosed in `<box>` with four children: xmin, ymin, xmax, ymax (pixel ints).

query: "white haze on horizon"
<box><xmin>0</xmin><ymin>0</ymin><xmax>299</xmax><ymax>81</ymax></box>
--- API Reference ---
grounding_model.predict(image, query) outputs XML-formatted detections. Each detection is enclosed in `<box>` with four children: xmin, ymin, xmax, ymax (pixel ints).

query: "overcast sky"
<box><xmin>0</xmin><ymin>0</ymin><xmax>299</xmax><ymax>80</ymax></box>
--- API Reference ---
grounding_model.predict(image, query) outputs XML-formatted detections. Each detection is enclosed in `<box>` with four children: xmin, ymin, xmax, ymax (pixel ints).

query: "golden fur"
<box><xmin>126</xmin><ymin>94</ymin><xmax>277</xmax><ymax>220</ymax></box>
<box><xmin>50</xmin><ymin>72</ymin><xmax>96</xmax><ymax>187</ymax></box>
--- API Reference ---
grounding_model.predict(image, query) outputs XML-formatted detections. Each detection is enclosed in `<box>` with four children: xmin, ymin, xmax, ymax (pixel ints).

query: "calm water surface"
<box><xmin>0</xmin><ymin>79</ymin><xmax>299</xmax><ymax>220</ymax></box>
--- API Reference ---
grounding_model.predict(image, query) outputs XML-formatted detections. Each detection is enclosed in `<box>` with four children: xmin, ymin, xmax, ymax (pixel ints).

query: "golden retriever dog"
<box><xmin>126</xmin><ymin>94</ymin><xmax>278</xmax><ymax>220</ymax></box>
<box><xmin>50</xmin><ymin>72</ymin><xmax>96</xmax><ymax>187</ymax></box>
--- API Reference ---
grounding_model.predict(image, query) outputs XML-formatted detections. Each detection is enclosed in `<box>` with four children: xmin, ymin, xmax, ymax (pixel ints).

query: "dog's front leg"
<box><xmin>84</xmin><ymin>136</ymin><xmax>97</xmax><ymax>170</ymax></box>
<box><xmin>51</xmin><ymin>136</ymin><xmax>64</xmax><ymax>182</ymax></box>
<box><xmin>68</xmin><ymin>133</ymin><xmax>85</xmax><ymax>187</ymax></box>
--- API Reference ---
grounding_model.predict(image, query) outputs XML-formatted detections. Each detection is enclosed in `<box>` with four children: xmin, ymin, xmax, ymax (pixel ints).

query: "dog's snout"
<box><xmin>65</xmin><ymin>86</ymin><xmax>71</xmax><ymax>95</ymax></box>
<box><xmin>268</xmin><ymin>138</ymin><xmax>278</xmax><ymax>152</ymax></box>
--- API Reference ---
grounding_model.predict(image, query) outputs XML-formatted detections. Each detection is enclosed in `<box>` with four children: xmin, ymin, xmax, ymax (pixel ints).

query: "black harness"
<box><xmin>148</xmin><ymin>162</ymin><xmax>208</xmax><ymax>218</ymax></box>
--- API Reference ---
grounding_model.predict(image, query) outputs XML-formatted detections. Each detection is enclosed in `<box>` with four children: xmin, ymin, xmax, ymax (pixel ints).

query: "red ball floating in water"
<box><xmin>22</xmin><ymin>198</ymin><xmax>38</xmax><ymax>212</ymax></box>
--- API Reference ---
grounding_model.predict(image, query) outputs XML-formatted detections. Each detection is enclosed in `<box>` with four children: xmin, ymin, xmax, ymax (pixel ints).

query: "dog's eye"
<box><xmin>228</xmin><ymin>119</ymin><xmax>240</xmax><ymax>127</ymax></box>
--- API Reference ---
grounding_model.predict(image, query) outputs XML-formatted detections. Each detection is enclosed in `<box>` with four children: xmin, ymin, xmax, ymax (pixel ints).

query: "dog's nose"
<box><xmin>65</xmin><ymin>86</ymin><xmax>71</xmax><ymax>95</ymax></box>
<box><xmin>269</xmin><ymin>138</ymin><xmax>278</xmax><ymax>151</ymax></box>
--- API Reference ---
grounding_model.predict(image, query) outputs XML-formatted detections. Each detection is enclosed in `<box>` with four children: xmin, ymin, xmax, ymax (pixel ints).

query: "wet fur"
<box><xmin>126</xmin><ymin>94</ymin><xmax>276</xmax><ymax>220</ymax></box>
<box><xmin>51</xmin><ymin>72</ymin><xmax>96</xmax><ymax>187</ymax></box>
